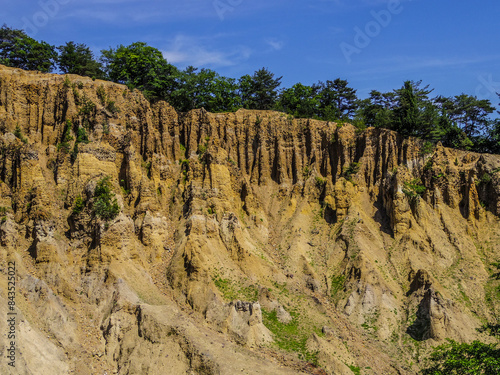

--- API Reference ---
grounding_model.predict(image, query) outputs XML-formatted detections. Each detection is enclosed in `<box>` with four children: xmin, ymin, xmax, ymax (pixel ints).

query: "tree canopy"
<box><xmin>239</xmin><ymin>67</ymin><xmax>282</xmax><ymax>110</ymax></box>
<box><xmin>58</xmin><ymin>41</ymin><xmax>104</xmax><ymax>79</ymax></box>
<box><xmin>0</xmin><ymin>25</ymin><xmax>56</xmax><ymax>72</ymax></box>
<box><xmin>0</xmin><ymin>24</ymin><xmax>499</xmax><ymax>155</ymax></box>
<box><xmin>420</xmin><ymin>340</ymin><xmax>500</xmax><ymax>375</ymax></box>
<box><xmin>100</xmin><ymin>42</ymin><xmax>178</xmax><ymax>100</ymax></box>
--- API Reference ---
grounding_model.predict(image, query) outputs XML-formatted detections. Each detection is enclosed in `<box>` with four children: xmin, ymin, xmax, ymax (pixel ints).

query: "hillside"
<box><xmin>0</xmin><ymin>65</ymin><xmax>499</xmax><ymax>375</ymax></box>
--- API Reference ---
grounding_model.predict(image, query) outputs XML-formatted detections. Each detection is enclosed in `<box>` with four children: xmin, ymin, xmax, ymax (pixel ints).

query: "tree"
<box><xmin>420</xmin><ymin>340</ymin><xmax>500</xmax><ymax>375</ymax></box>
<box><xmin>207</xmin><ymin>74</ymin><xmax>241</xmax><ymax>112</ymax></box>
<box><xmin>239</xmin><ymin>67</ymin><xmax>282</xmax><ymax>110</ymax></box>
<box><xmin>278</xmin><ymin>83</ymin><xmax>319</xmax><ymax>118</ymax></box>
<box><xmin>358</xmin><ymin>90</ymin><xmax>396</xmax><ymax>128</ymax></box>
<box><xmin>315</xmin><ymin>78</ymin><xmax>358</xmax><ymax>121</ymax></box>
<box><xmin>485</xmin><ymin>118</ymin><xmax>500</xmax><ymax>154</ymax></box>
<box><xmin>435</xmin><ymin>95</ymin><xmax>496</xmax><ymax>151</ymax></box>
<box><xmin>392</xmin><ymin>80</ymin><xmax>439</xmax><ymax>138</ymax></box>
<box><xmin>100</xmin><ymin>42</ymin><xmax>178</xmax><ymax>100</ymax></box>
<box><xmin>169</xmin><ymin>67</ymin><xmax>240</xmax><ymax>113</ymax></box>
<box><xmin>57</xmin><ymin>41</ymin><xmax>104</xmax><ymax>79</ymax></box>
<box><xmin>0</xmin><ymin>25</ymin><xmax>56</xmax><ymax>72</ymax></box>
<box><xmin>449</xmin><ymin>94</ymin><xmax>495</xmax><ymax>139</ymax></box>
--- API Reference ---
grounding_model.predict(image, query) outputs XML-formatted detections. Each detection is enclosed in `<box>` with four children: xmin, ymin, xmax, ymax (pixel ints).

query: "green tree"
<box><xmin>421</xmin><ymin>340</ymin><xmax>500</xmax><ymax>375</ymax></box>
<box><xmin>239</xmin><ymin>67</ymin><xmax>282</xmax><ymax>110</ymax></box>
<box><xmin>93</xmin><ymin>176</ymin><xmax>120</xmax><ymax>222</ymax></box>
<box><xmin>0</xmin><ymin>25</ymin><xmax>56</xmax><ymax>72</ymax></box>
<box><xmin>315</xmin><ymin>78</ymin><xmax>358</xmax><ymax>121</ymax></box>
<box><xmin>57</xmin><ymin>41</ymin><xmax>104</xmax><ymax>79</ymax></box>
<box><xmin>278</xmin><ymin>83</ymin><xmax>319</xmax><ymax>118</ymax></box>
<box><xmin>392</xmin><ymin>80</ymin><xmax>439</xmax><ymax>138</ymax></box>
<box><xmin>169</xmin><ymin>67</ymin><xmax>240</xmax><ymax>112</ymax></box>
<box><xmin>449</xmin><ymin>94</ymin><xmax>495</xmax><ymax>139</ymax></box>
<box><xmin>434</xmin><ymin>95</ymin><xmax>496</xmax><ymax>151</ymax></box>
<box><xmin>485</xmin><ymin>118</ymin><xmax>500</xmax><ymax>154</ymax></box>
<box><xmin>100</xmin><ymin>42</ymin><xmax>178</xmax><ymax>100</ymax></box>
<box><xmin>357</xmin><ymin>90</ymin><xmax>396</xmax><ymax>128</ymax></box>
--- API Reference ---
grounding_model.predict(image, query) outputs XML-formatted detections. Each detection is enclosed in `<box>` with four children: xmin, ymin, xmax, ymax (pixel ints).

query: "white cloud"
<box><xmin>352</xmin><ymin>55</ymin><xmax>500</xmax><ymax>76</ymax></box>
<box><xmin>162</xmin><ymin>34</ymin><xmax>252</xmax><ymax>68</ymax></box>
<box><xmin>265</xmin><ymin>38</ymin><xmax>284</xmax><ymax>51</ymax></box>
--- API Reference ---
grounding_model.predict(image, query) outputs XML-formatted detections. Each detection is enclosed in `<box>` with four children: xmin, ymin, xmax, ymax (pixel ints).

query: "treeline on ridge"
<box><xmin>1</xmin><ymin>24</ymin><xmax>499</xmax><ymax>154</ymax></box>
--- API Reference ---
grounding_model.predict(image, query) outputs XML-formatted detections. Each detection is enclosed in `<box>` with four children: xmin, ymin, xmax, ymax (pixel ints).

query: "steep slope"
<box><xmin>0</xmin><ymin>65</ymin><xmax>499</xmax><ymax>375</ymax></box>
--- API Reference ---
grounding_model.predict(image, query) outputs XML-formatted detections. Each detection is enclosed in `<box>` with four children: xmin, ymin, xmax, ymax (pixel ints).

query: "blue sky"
<box><xmin>3</xmin><ymin>0</ymin><xmax>500</xmax><ymax>104</ymax></box>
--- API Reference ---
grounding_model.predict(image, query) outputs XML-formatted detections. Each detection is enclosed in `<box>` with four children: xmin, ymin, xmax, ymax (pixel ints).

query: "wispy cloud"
<box><xmin>351</xmin><ymin>55</ymin><xmax>500</xmax><ymax>77</ymax></box>
<box><xmin>162</xmin><ymin>34</ymin><xmax>252</xmax><ymax>68</ymax></box>
<box><xmin>265</xmin><ymin>38</ymin><xmax>284</xmax><ymax>51</ymax></box>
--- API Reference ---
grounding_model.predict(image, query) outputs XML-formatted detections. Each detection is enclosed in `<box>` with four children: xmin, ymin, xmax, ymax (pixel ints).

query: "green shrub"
<box><xmin>57</xmin><ymin>120</ymin><xmax>74</xmax><ymax>153</ymax></box>
<box><xmin>478</xmin><ymin>172</ymin><xmax>492</xmax><ymax>185</ymax></box>
<box><xmin>14</xmin><ymin>125</ymin><xmax>28</xmax><ymax>144</ymax></box>
<box><xmin>343</xmin><ymin>162</ymin><xmax>361</xmax><ymax>182</ymax></box>
<box><xmin>420</xmin><ymin>340</ymin><xmax>500</xmax><ymax>375</ymax></box>
<box><xmin>424</xmin><ymin>158</ymin><xmax>433</xmax><ymax>171</ymax></box>
<box><xmin>96</xmin><ymin>85</ymin><xmax>107</xmax><ymax>105</ymax></box>
<box><xmin>71</xmin><ymin>126</ymin><xmax>90</xmax><ymax>162</ymax></box>
<box><xmin>403</xmin><ymin>178</ymin><xmax>426</xmax><ymax>199</ymax></box>
<box><xmin>106</xmin><ymin>100</ymin><xmax>120</xmax><ymax>114</ymax></box>
<box><xmin>72</xmin><ymin>195</ymin><xmax>85</xmax><ymax>215</ymax></box>
<box><xmin>76</xmin><ymin>126</ymin><xmax>89</xmax><ymax>144</ymax></box>
<box><xmin>142</xmin><ymin>160</ymin><xmax>152</xmax><ymax>178</ymax></box>
<box><xmin>303</xmin><ymin>166</ymin><xmax>311</xmax><ymax>178</ymax></box>
<box><xmin>198</xmin><ymin>143</ymin><xmax>207</xmax><ymax>156</ymax></box>
<box><xmin>421</xmin><ymin>141</ymin><xmax>435</xmax><ymax>155</ymax></box>
<box><xmin>93</xmin><ymin>176</ymin><xmax>120</xmax><ymax>221</ymax></box>
<box><xmin>315</xmin><ymin>176</ymin><xmax>326</xmax><ymax>189</ymax></box>
<box><xmin>63</xmin><ymin>76</ymin><xmax>71</xmax><ymax>88</ymax></box>
<box><xmin>78</xmin><ymin>95</ymin><xmax>96</xmax><ymax>117</ymax></box>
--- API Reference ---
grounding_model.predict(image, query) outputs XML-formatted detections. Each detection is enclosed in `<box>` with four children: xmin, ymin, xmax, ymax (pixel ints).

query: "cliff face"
<box><xmin>0</xmin><ymin>65</ymin><xmax>500</xmax><ymax>375</ymax></box>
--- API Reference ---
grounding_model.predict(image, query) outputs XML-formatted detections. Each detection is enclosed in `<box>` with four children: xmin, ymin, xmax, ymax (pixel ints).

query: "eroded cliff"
<box><xmin>0</xmin><ymin>65</ymin><xmax>499</xmax><ymax>375</ymax></box>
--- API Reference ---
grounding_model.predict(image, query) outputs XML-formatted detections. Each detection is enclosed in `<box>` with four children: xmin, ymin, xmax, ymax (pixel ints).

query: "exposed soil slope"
<box><xmin>0</xmin><ymin>65</ymin><xmax>500</xmax><ymax>375</ymax></box>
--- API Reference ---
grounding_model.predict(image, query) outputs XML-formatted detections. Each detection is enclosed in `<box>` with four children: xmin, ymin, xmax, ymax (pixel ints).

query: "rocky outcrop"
<box><xmin>0</xmin><ymin>65</ymin><xmax>500</xmax><ymax>374</ymax></box>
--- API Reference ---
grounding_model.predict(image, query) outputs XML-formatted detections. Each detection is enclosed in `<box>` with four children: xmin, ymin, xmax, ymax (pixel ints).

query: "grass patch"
<box><xmin>212</xmin><ymin>275</ymin><xmax>259</xmax><ymax>302</ymax></box>
<box><xmin>348</xmin><ymin>364</ymin><xmax>361</xmax><ymax>375</ymax></box>
<box><xmin>262</xmin><ymin>308</ymin><xmax>319</xmax><ymax>364</ymax></box>
<box><xmin>330</xmin><ymin>274</ymin><xmax>346</xmax><ymax>299</ymax></box>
